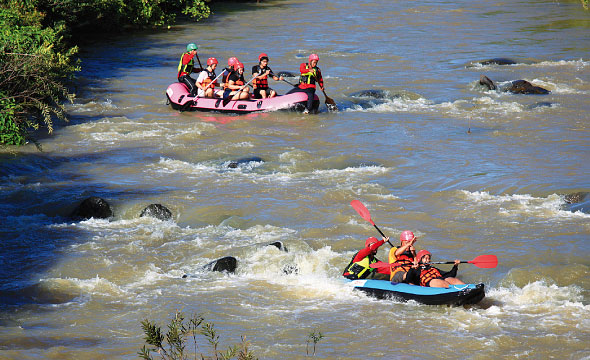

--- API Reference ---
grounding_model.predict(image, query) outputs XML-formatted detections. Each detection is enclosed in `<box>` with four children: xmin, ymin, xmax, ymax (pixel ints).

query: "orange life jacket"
<box><xmin>224</xmin><ymin>73</ymin><xmax>244</xmax><ymax>90</ymax></box>
<box><xmin>201</xmin><ymin>69</ymin><xmax>218</xmax><ymax>88</ymax></box>
<box><xmin>419</xmin><ymin>266</ymin><xmax>442</xmax><ymax>287</ymax></box>
<box><xmin>389</xmin><ymin>247</ymin><xmax>414</xmax><ymax>280</ymax></box>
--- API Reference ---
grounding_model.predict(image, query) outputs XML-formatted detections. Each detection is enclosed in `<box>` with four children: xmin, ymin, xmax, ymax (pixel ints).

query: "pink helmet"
<box><xmin>416</xmin><ymin>250</ymin><xmax>431</xmax><ymax>263</ymax></box>
<box><xmin>365</xmin><ymin>237</ymin><xmax>379</xmax><ymax>248</ymax></box>
<box><xmin>309</xmin><ymin>53</ymin><xmax>319</xmax><ymax>62</ymax></box>
<box><xmin>400</xmin><ymin>230</ymin><xmax>415</xmax><ymax>242</ymax></box>
<box><xmin>227</xmin><ymin>57</ymin><xmax>239</xmax><ymax>69</ymax></box>
<box><xmin>259</xmin><ymin>53</ymin><xmax>269</xmax><ymax>61</ymax></box>
<box><xmin>207</xmin><ymin>57</ymin><xmax>218</xmax><ymax>66</ymax></box>
<box><xmin>236</xmin><ymin>62</ymin><xmax>244</xmax><ymax>70</ymax></box>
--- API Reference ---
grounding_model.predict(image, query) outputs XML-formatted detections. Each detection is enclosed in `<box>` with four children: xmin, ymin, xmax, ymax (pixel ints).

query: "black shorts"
<box><xmin>253</xmin><ymin>87</ymin><xmax>274</xmax><ymax>99</ymax></box>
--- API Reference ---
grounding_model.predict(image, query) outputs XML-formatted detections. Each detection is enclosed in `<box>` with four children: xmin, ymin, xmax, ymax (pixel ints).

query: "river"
<box><xmin>1</xmin><ymin>0</ymin><xmax>589</xmax><ymax>358</ymax></box>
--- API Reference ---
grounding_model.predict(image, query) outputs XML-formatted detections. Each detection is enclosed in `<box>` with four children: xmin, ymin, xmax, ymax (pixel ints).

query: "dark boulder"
<box><xmin>203</xmin><ymin>256</ymin><xmax>238</xmax><ymax>273</ymax></box>
<box><xmin>508</xmin><ymin>80</ymin><xmax>550</xmax><ymax>94</ymax></box>
<box><xmin>479</xmin><ymin>75</ymin><xmax>496</xmax><ymax>90</ymax></box>
<box><xmin>562</xmin><ymin>192</ymin><xmax>590</xmax><ymax>214</ymax></box>
<box><xmin>140</xmin><ymin>204</ymin><xmax>173</xmax><ymax>221</ymax></box>
<box><xmin>268</xmin><ymin>241</ymin><xmax>288</xmax><ymax>252</ymax></box>
<box><xmin>349</xmin><ymin>89</ymin><xmax>389</xmax><ymax>99</ymax></box>
<box><xmin>70</xmin><ymin>196</ymin><xmax>113</xmax><ymax>219</ymax></box>
<box><xmin>277</xmin><ymin>71</ymin><xmax>297</xmax><ymax>78</ymax></box>
<box><xmin>228</xmin><ymin>156</ymin><xmax>264</xmax><ymax>168</ymax></box>
<box><xmin>479</xmin><ymin>58</ymin><xmax>517</xmax><ymax>66</ymax></box>
<box><xmin>564</xmin><ymin>192</ymin><xmax>588</xmax><ymax>204</ymax></box>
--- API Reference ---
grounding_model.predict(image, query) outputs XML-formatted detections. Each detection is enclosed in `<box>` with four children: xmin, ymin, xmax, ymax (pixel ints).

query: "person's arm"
<box><xmin>440</xmin><ymin>261</ymin><xmax>459</xmax><ymax>278</ymax></box>
<box><xmin>196</xmin><ymin>71</ymin><xmax>207</xmax><ymax>90</ymax></box>
<box><xmin>316</xmin><ymin>68</ymin><xmax>324</xmax><ymax>90</ymax></box>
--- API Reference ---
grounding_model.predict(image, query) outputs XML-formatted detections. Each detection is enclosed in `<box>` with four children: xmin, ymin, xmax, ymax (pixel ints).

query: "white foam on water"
<box><xmin>460</xmin><ymin>191</ymin><xmax>590</xmax><ymax>219</ymax></box>
<box><xmin>530</xmin><ymin>78</ymin><xmax>587</xmax><ymax>94</ymax></box>
<box><xmin>67</xmin><ymin>99</ymin><xmax>117</xmax><ymax>113</ymax></box>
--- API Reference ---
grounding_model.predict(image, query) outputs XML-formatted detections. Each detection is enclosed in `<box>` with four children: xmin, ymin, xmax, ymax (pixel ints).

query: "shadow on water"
<box><xmin>0</xmin><ymin>150</ymin><xmax>174</xmax><ymax>310</ymax></box>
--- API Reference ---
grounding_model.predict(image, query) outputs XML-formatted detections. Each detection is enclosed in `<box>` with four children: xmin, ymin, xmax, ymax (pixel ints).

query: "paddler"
<box><xmin>388</xmin><ymin>230</ymin><xmax>417</xmax><ymax>283</ymax></box>
<box><xmin>286</xmin><ymin>53</ymin><xmax>324</xmax><ymax>114</ymax></box>
<box><xmin>406</xmin><ymin>250</ymin><xmax>465</xmax><ymax>288</ymax></box>
<box><xmin>342</xmin><ymin>236</ymin><xmax>390</xmax><ymax>280</ymax></box>
<box><xmin>223</xmin><ymin>62</ymin><xmax>250</xmax><ymax>100</ymax></box>
<box><xmin>252</xmin><ymin>53</ymin><xmax>283</xmax><ymax>99</ymax></box>
<box><xmin>177</xmin><ymin>43</ymin><xmax>202</xmax><ymax>97</ymax></box>
<box><xmin>196</xmin><ymin>57</ymin><xmax>222</xmax><ymax>98</ymax></box>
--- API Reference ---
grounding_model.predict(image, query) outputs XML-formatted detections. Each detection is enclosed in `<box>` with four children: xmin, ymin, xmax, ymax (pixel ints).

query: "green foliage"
<box><xmin>35</xmin><ymin>0</ymin><xmax>212</xmax><ymax>34</ymax></box>
<box><xmin>583</xmin><ymin>0</ymin><xmax>588</xmax><ymax>10</ymax></box>
<box><xmin>138</xmin><ymin>310</ymin><xmax>256</xmax><ymax>360</ymax></box>
<box><xmin>0</xmin><ymin>95</ymin><xmax>25</xmax><ymax>145</ymax></box>
<box><xmin>305</xmin><ymin>329</ymin><xmax>324</xmax><ymax>357</ymax></box>
<box><xmin>0</xmin><ymin>1</ymin><xmax>79</xmax><ymax>145</ymax></box>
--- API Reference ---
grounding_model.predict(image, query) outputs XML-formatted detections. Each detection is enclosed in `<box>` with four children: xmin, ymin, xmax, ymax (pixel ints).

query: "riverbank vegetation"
<box><xmin>0</xmin><ymin>0</ymin><xmax>211</xmax><ymax>146</ymax></box>
<box><xmin>139</xmin><ymin>310</ymin><xmax>324</xmax><ymax>359</ymax></box>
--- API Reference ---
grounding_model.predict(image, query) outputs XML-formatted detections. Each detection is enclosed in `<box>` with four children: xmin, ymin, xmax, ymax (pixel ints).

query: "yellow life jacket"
<box><xmin>343</xmin><ymin>252</ymin><xmax>377</xmax><ymax>280</ymax></box>
<box><xmin>389</xmin><ymin>247</ymin><xmax>414</xmax><ymax>281</ymax></box>
<box><xmin>299</xmin><ymin>63</ymin><xmax>317</xmax><ymax>85</ymax></box>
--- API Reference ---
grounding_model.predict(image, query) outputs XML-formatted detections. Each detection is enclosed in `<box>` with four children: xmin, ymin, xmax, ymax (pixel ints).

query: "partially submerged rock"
<box><xmin>70</xmin><ymin>196</ymin><xmax>113</xmax><ymax>219</ymax></box>
<box><xmin>508</xmin><ymin>80</ymin><xmax>550</xmax><ymax>94</ymax></box>
<box><xmin>140</xmin><ymin>204</ymin><xmax>173</xmax><ymax>221</ymax></box>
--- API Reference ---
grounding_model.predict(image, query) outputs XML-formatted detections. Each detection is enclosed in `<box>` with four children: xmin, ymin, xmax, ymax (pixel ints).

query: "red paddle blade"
<box><xmin>468</xmin><ymin>255</ymin><xmax>498</xmax><ymax>268</ymax></box>
<box><xmin>350</xmin><ymin>200</ymin><xmax>375</xmax><ymax>225</ymax></box>
<box><xmin>369</xmin><ymin>262</ymin><xmax>391</xmax><ymax>270</ymax></box>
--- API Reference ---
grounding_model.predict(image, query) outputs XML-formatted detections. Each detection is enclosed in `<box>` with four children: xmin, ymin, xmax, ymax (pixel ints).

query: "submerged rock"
<box><xmin>479</xmin><ymin>75</ymin><xmax>496</xmax><ymax>90</ymax></box>
<box><xmin>268</xmin><ymin>241</ymin><xmax>288</xmax><ymax>252</ymax></box>
<box><xmin>276</xmin><ymin>71</ymin><xmax>297</xmax><ymax>78</ymax></box>
<box><xmin>478</xmin><ymin>58</ymin><xmax>517</xmax><ymax>66</ymax></box>
<box><xmin>140</xmin><ymin>204</ymin><xmax>173</xmax><ymax>221</ymax></box>
<box><xmin>70</xmin><ymin>196</ymin><xmax>113</xmax><ymax>219</ymax></box>
<box><xmin>562</xmin><ymin>192</ymin><xmax>590</xmax><ymax>214</ymax></box>
<box><xmin>349</xmin><ymin>89</ymin><xmax>389</xmax><ymax>99</ymax></box>
<box><xmin>203</xmin><ymin>256</ymin><xmax>238</xmax><ymax>273</ymax></box>
<box><xmin>228</xmin><ymin>156</ymin><xmax>264</xmax><ymax>168</ymax></box>
<box><xmin>508</xmin><ymin>80</ymin><xmax>550</xmax><ymax>94</ymax></box>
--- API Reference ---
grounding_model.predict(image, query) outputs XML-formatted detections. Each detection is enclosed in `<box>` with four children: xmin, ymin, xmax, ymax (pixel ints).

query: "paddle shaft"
<box><xmin>195</xmin><ymin>69</ymin><xmax>227</xmax><ymax>99</ymax></box>
<box><xmin>195</xmin><ymin>53</ymin><xmax>203</xmax><ymax>70</ymax></box>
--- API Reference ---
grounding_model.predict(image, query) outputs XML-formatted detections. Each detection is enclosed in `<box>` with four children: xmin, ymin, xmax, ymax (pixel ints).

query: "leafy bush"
<box><xmin>0</xmin><ymin>0</ymin><xmax>211</xmax><ymax>146</ymax></box>
<box><xmin>0</xmin><ymin>2</ymin><xmax>78</xmax><ymax>146</ymax></box>
<box><xmin>138</xmin><ymin>311</ymin><xmax>256</xmax><ymax>360</ymax></box>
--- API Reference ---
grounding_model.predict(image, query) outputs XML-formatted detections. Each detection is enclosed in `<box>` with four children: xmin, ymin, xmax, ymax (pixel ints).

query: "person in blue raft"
<box><xmin>404</xmin><ymin>250</ymin><xmax>465</xmax><ymax>288</ymax></box>
<box><xmin>342</xmin><ymin>236</ymin><xmax>391</xmax><ymax>280</ymax></box>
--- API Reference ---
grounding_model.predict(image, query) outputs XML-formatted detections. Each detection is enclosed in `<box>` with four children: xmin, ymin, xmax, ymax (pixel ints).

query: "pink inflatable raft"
<box><xmin>165</xmin><ymin>83</ymin><xmax>319</xmax><ymax>113</ymax></box>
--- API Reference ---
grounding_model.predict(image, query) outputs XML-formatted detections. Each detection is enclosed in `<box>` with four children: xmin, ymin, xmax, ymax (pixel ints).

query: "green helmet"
<box><xmin>186</xmin><ymin>43</ymin><xmax>198</xmax><ymax>51</ymax></box>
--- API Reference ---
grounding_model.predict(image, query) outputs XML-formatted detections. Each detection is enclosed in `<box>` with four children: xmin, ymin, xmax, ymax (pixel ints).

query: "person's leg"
<box><xmin>444</xmin><ymin>277</ymin><xmax>465</xmax><ymax>285</ymax></box>
<box><xmin>259</xmin><ymin>89</ymin><xmax>268</xmax><ymax>98</ymax></box>
<box><xmin>428</xmin><ymin>278</ymin><xmax>450</xmax><ymax>288</ymax></box>
<box><xmin>179</xmin><ymin>75</ymin><xmax>197</xmax><ymax>96</ymax></box>
<box><xmin>305</xmin><ymin>88</ymin><xmax>316</xmax><ymax>111</ymax></box>
<box><xmin>269</xmin><ymin>89</ymin><xmax>277</xmax><ymax>98</ymax></box>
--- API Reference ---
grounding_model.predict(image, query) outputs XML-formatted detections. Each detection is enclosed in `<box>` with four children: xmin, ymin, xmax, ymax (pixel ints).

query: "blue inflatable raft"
<box><xmin>345</xmin><ymin>279</ymin><xmax>485</xmax><ymax>306</ymax></box>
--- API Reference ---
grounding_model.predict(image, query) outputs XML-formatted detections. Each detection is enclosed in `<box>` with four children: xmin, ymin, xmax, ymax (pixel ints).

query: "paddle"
<box><xmin>195</xmin><ymin>53</ymin><xmax>203</xmax><ymax>71</ymax></box>
<box><xmin>350</xmin><ymin>200</ymin><xmax>394</xmax><ymax>247</ymax></box>
<box><xmin>431</xmin><ymin>254</ymin><xmax>498</xmax><ymax>269</ymax></box>
<box><xmin>369</xmin><ymin>254</ymin><xmax>498</xmax><ymax>270</ymax></box>
<box><xmin>222</xmin><ymin>71</ymin><xmax>259</xmax><ymax>106</ymax></box>
<box><xmin>322</xmin><ymin>89</ymin><xmax>337</xmax><ymax>112</ymax></box>
<box><xmin>194</xmin><ymin>69</ymin><xmax>227</xmax><ymax>99</ymax></box>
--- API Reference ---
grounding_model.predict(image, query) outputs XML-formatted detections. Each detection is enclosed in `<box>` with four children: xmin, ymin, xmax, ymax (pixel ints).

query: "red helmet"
<box><xmin>259</xmin><ymin>53</ymin><xmax>269</xmax><ymax>61</ymax></box>
<box><xmin>228</xmin><ymin>57</ymin><xmax>239</xmax><ymax>69</ymax></box>
<box><xmin>236</xmin><ymin>62</ymin><xmax>244</xmax><ymax>70</ymax></box>
<box><xmin>309</xmin><ymin>53</ymin><xmax>319</xmax><ymax>62</ymax></box>
<box><xmin>416</xmin><ymin>250</ymin><xmax>431</xmax><ymax>264</ymax></box>
<box><xmin>365</xmin><ymin>237</ymin><xmax>379</xmax><ymax>248</ymax></box>
<box><xmin>207</xmin><ymin>57</ymin><xmax>218</xmax><ymax>66</ymax></box>
<box><xmin>400</xmin><ymin>230</ymin><xmax>415</xmax><ymax>242</ymax></box>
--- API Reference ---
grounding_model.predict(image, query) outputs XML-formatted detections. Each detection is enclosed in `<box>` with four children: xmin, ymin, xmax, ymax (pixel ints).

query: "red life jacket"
<box><xmin>224</xmin><ymin>73</ymin><xmax>244</xmax><ymax>90</ymax></box>
<box><xmin>253</xmin><ymin>65</ymin><xmax>269</xmax><ymax>89</ymax></box>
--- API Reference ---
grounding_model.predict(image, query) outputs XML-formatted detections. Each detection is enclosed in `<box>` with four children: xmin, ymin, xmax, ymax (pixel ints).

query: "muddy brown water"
<box><xmin>1</xmin><ymin>0</ymin><xmax>589</xmax><ymax>358</ymax></box>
